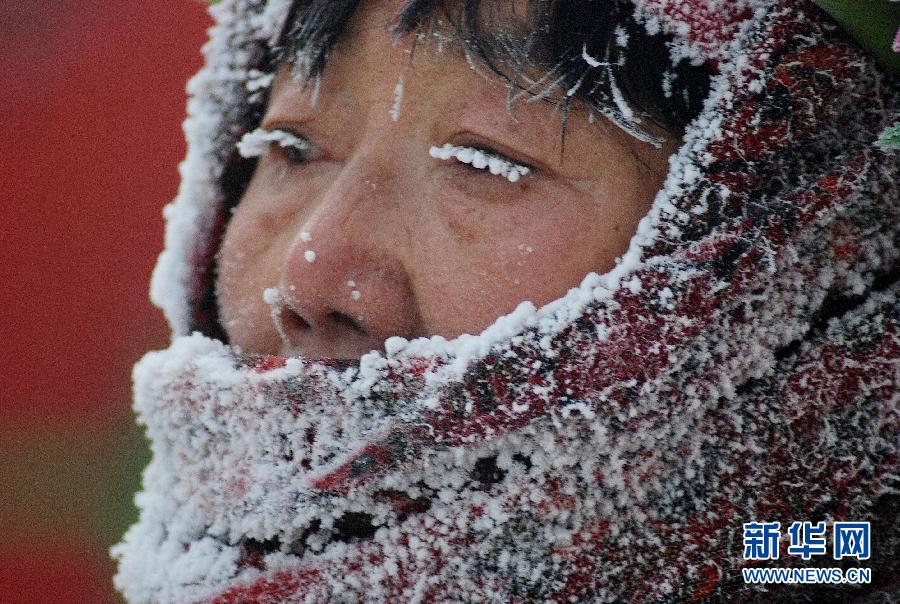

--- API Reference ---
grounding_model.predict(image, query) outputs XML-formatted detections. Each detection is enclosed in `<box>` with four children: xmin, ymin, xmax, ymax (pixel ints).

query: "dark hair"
<box><xmin>275</xmin><ymin>0</ymin><xmax>713</xmax><ymax>140</ymax></box>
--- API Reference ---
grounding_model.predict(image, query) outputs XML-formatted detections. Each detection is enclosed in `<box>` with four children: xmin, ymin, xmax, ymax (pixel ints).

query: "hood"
<box><xmin>113</xmin><ymin>1</ymin><xmax>900</xmax><ymax>602</ymax></box>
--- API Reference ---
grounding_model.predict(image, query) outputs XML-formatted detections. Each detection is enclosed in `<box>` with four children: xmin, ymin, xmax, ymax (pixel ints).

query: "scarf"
<box><xmin>112</xmin><ymin>1</ymin><xmax>900</xmax><ymax>601</ymax></box>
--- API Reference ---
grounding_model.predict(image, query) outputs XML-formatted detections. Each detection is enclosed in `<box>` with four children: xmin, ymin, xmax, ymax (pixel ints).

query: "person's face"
<box><xmin>217</xmin><ymin>2</ymin><xmax>677</xmax><ymax>359</ymax></box>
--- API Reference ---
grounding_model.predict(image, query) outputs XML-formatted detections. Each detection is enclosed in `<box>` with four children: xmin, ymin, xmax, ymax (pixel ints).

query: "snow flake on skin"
<box><xmin>262</xmin><ymin>287</ymin><xmax>280</xmax><ymax>305</ymax></box>
<box><xmin>389</xmin><ymin>72</ymin><xmax>404</xmax><ymax>122</ymax></box>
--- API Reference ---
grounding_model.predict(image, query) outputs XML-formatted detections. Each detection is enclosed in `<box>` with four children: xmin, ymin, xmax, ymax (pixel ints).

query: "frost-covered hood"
<box><xmin>114</xmin><ymin>1</ymin><xmax>900</xmax><ymax>602</ymax></box>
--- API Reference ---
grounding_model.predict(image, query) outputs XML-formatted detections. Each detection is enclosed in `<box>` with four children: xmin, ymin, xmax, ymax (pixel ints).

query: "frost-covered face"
<box><xmin>218</xmin><ymin>2</ymin><xmax>677</xmax><ymax>359</ymax></box>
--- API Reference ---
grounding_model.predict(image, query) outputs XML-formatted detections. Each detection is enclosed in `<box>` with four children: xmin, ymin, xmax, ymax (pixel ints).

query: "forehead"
<box><xmin>271</xmin><ymin>2</ymin><xmax>514</xmax><ymax>109</ymax></box>
<box><xmin>273</xmin><ymin>0</ymin><xmax>563</xmax><ymax>119</ymax></box>
<box><xmin>281</xmin><ymin>0</ymin><xmax>550</xmax><ymax>80</ymax></box>
<box><xmin>266</xmin><ymin>33</ymin><xmax>565</xmax><ymax>151</ymax></box>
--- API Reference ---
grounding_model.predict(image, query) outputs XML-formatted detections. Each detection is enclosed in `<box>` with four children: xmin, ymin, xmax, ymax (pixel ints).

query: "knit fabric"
<box><xmin>113</xmin><ymin>1</ymin><xmax>899</xmax><ymax>601</ymax></box>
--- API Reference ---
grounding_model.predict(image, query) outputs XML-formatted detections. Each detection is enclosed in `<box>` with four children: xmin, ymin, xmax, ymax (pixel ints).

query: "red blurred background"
<box><xmin>0</xmin><ymin>1</ymin><xmax>211</xmax><ymax>601</ymax></box>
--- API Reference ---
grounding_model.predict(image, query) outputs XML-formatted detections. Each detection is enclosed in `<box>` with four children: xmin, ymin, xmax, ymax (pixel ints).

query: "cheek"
<box><xmin>415</xmin><ymin>185</ymin><xmax>649</xmax><ymax>337</ymax></box>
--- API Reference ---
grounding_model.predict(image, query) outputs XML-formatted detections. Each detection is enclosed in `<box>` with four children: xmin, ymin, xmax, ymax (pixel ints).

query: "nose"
<box><xmin>273</xmin><ymin>166</ymin><xmax>421</xmax><ymax>359</ymax></box>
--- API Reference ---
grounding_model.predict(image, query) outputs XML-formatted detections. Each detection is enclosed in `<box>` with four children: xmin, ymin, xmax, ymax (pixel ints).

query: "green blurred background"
<box><xmin>0</xmin><ymin>1</ymin><xmax>209</xmax><ymax>601</ymax></box>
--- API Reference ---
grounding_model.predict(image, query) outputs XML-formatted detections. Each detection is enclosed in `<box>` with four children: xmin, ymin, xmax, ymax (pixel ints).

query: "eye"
<box><xmin>237</xmin><ymin>127</ymin><xmax>319</xmax><ymax>164</ymax></box>
<box><xmin>429</xmin><ymin>143</ymin><xmax>530</xmax><ymax>183</ymax></box>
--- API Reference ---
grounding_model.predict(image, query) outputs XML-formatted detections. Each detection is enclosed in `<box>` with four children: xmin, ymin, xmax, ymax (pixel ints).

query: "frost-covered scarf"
<box><xmin>113</xmin><ymin>1</ymin><xmax>900</xmax><ymax>601</ymax></box>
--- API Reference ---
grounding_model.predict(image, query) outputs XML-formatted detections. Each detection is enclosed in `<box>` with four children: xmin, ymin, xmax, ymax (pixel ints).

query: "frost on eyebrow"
<box><xmin>237</xmin><ymin>127</ymin><xmax>310</xmax><ymax>159</ymax></box>
<box><xmin>429</xmin><ymin>143</ymin><xmax>530</xmax><ymax>183</ymax></box>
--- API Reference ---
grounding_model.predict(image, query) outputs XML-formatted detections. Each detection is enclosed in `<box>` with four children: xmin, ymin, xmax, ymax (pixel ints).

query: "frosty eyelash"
<box><xmin>429</xmin><ymin>143</ymin><xmax>530</xmax><ymax>183</ymax></box>
<box><xmin>237</xmin><ymin>127</ymin><xmax>315</xmax><ymax>162</ymax></box>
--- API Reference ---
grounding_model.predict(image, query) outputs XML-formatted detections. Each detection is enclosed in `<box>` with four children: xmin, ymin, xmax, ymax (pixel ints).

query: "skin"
<box><xmin>217</xmin><ymin>1</ymin><xmax>678</xmax><ymax>359</ymax></box>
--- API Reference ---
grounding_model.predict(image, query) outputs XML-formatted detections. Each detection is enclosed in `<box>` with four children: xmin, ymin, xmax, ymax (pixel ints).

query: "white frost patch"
<box><xmin>309</xmin><ymin>76</ymin><xmax>322</xmax><ymax>108</ymax></box>
<box><xmin>429</xmin><ymin>143</ymin><xmax>530</xmax><ymax>183</ymax></box>
<box><xmin>237</xmin><ymin>127</ymin><xmax>309</xmax><ymax>159</ymax></box>
<box><xmin>384</xmin><ymin>336</ymin><xmax>408</xmax><ymax>356</ymax></box>
<box><xmin>631</xmin><ymin>0</ymin><xmax>767</xmax><ymax>64</ymax></box>
<box><xmin>608</xmin><ymin>68</ymin><xmax>636</xmax><ymax>124</ymax></box>
<box><xmin>662</xmin><ymin>69</ymin><xmax>676</xmax><ymax>98</ymax></box>
<box><xmin>581</xmin><ymin>43</ymin><xmax>604</xmax><ymax>68</ymax></box>
<box><xmin>304</xmin><ymin>250</ymin><xmax>316</xmax><ymax>263</ymax></box>
<box><xmin>390</xmin><ymin>73</ymin><xmax>405</xmax><ymax>122</ymax></box>
<box><xmin>252</xmin><ymin>0</ymin><xmax>293</xmax><ymax>45</ymax></box>
<box><xmin>245</xmin><ymin>69</ymin><xmax>274</xmax><ymax>93</ymax></box>
<box><xmin>262</xmin><ymin>287</ymin><xmax>280</xmax><ymax>305</ymax></box>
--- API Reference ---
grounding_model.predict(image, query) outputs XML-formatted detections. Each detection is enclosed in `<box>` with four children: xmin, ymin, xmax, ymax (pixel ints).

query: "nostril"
<box><xmin>275</xmin><ymin>305</ymin><xmax>310</xmax><ymax>341</ymax></box>
<box><xmin>327</xmin><ymin>311</ymin><xmax>367</xmax><ymax>335</ymax></box>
